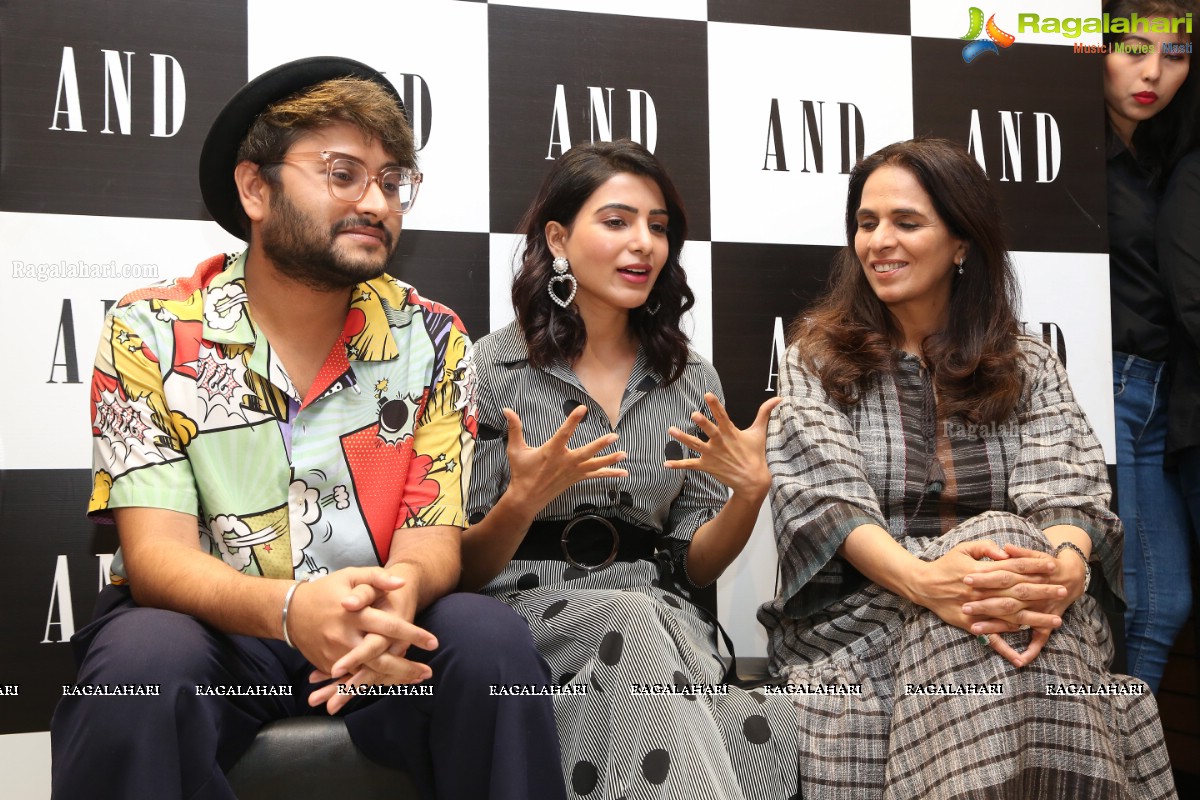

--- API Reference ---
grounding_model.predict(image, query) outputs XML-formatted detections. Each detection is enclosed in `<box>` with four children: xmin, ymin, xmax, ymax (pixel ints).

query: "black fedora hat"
<box><xmin>199</xmin><ymin>56</ymin><xmax>405</xmax><ymax>240</ymax></box>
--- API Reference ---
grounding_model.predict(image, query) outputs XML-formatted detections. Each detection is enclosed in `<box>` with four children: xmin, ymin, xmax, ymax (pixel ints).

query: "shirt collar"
<box><xmin>488</xmin><ymin>321</ymin><xmax>668</xmax><ymax>399</ymax></box>
<box><xmin>201</xmin><ymin>251</ymin><xmax>254</xmax><ymax>345</ymax></box>
<box><xmin>201</xmin><ymin>251</ymin><xmax>404</xmax><ymax>363</ymax></box>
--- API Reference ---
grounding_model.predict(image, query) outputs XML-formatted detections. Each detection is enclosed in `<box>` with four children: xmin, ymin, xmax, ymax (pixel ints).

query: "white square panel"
<box><xmin>488</xmin><ymin>232</ymin><xmax>523</xmax><ymax>333</ymax></box>
<box><xmin>0</xmin><ymin>732</ymin><xmax>50</xmax><ymax>800</ymax></box>
<box><xmin>708</xmin><ymin>22</ymin><xmax>914</xmax><ymax>245</ymax></box>
<box><xmin>680</xmin><ymin>240</ymin><xmax>712</xmax><ymax>362</ymax></box>
<box><xmin>1013</xmin><ymin>250</ymin><xmax>1115</xmax><ymax>461</ymax></box>
<box><xmin>717</xmin><ymin>499</ymin><xmax>775</xmax><ymax>658</ymax></box>
<box><xmin>249</xmin><ymin>0</ymin><xmax>491</xmax><ymax>233</ymax></box>
<box><xmin>0</xmin><ymin>212</ymin><xmax>243</xmax><ymax>470</ymax></box>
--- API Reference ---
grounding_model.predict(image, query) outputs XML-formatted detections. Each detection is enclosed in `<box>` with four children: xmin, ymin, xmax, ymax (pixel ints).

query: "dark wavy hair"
<box><xmin>511</xmin><ymin>140</ymin><xmax>694</xmax><ymax>383</ymax></box>
<box><xmin>1103</xmin><ymin>0</ymin><xmax>1200</xmax><ymax>178</ymax></box>
<box><xmin>789</xmin><ymin>138</ymin><xmax>1025</xmax><ymax>425</ymax></box>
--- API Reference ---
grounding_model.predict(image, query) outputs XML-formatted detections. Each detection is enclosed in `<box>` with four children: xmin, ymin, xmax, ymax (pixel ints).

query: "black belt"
<box><xmin>514</xmin><ymin>515</ymin><xmax>662</xmax><ymax>572</ymax></box>
<box><xmin>513</xmin><ymin>513</ymin><xmax>742</xmax><ymax>686</ymax></box>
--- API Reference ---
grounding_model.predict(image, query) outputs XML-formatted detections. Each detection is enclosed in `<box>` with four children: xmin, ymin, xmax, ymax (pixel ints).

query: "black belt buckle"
<box><xmin>560</xmin><ymin>514</ymin><xmax>619</xmax><ymax>572</ymax></box>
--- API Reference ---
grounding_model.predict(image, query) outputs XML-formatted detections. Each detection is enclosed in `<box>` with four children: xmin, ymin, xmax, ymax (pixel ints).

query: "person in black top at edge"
<box><xmin>1104</xmin><ymin>0</ymin><xmax>1198</xmax><ymax>693</ymax></box>
<box><xmin>1157</xmin><ymin>112</ymin><xmax>1200</xmax><ymax>647</ymax></box>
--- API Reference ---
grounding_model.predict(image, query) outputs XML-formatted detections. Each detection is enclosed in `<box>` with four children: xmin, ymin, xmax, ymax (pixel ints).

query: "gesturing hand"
<box><xmin>664</xmin><ymin>394</ymin><xmax>780</xmax><ymax>498</ymax></box>
<box><xmin>504</xmin><ymin>405</ymin><xmax>628</xmax><ymax>509</ymax></box>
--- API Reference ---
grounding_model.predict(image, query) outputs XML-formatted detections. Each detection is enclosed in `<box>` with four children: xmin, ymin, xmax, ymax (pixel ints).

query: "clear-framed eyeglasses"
<box><xmin>270</xmin><ymin>151</ymin><xmax>422</xmax><ymax>214</ymax></box>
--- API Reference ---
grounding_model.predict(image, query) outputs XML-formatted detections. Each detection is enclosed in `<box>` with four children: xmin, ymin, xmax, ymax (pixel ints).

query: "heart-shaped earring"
<box><xmin>548</xmin><ymin>257</ymin><xmax>577</xmax><ymax>308</ymax></box>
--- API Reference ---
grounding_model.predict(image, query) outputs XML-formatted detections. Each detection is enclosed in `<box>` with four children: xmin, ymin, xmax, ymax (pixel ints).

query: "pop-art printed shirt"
<box><xmin>88</xmin><ymin>252</ymin><xmax>476</xmax><ymax>584</ymax></box>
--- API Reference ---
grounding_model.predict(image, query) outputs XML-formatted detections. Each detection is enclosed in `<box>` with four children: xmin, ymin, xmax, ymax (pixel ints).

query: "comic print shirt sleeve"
<box><xmin>89</xmin><ymin>305</ymin><xmax>198</xmax><ymax>520</ymax></box>
<box><xmin>392</xmin><ymin>294</ymin><xmax>476</xmax><ymax>532</ymax></box>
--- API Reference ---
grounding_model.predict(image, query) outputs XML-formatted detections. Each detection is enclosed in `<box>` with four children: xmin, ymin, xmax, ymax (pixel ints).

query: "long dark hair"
<box><xmin>790</xmin><ymin>138</ymin><xmax>1025</xmax><ymax>425</ymax></box>
<box><xmin>511</xmin><ymin>140</ymin><xmax>694</xmax><ymax>383</ymax></box>
<box><xmin>1103</xmin><ymin>0</ymin><xmax>1200</xmax><ymax>177</ymax></box>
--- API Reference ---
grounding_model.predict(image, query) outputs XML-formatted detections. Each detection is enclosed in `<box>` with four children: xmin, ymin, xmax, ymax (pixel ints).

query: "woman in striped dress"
<box><xmin>761</xmin><ymin>137</ymin><xmax>1175</xmax><ymax>798</ymax></box>
<box><xmin>461</xmin><ymin>140</ymin><xmax>798</xmax><ymax>799</ymax></box>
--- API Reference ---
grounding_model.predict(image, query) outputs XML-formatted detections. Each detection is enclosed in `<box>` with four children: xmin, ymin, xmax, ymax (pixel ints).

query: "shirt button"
<box><xmin>607</xmin><ymin>489</ymin><xmax>620</xmax><ymax>504</ymax></box>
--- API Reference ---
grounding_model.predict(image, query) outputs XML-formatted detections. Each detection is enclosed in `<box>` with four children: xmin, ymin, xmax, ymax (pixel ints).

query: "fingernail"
<box><xmin>971</xmin><ymin>624</ymin><xmax>982</xmax><ymax>633</ymax></box>
<box><xmin>963</xmin><ymin>576</ymin><xmax>974</xmax><ymax>585</ymax></box>
<box><xmin>963</xmin><ymin>605</ymin><xmax>973</xmax><ymax>614</ymax></box>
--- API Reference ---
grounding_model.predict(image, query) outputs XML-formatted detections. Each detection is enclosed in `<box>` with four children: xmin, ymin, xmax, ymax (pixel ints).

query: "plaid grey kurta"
<box><xmin>759</xmin><ymin>336</ymin><xmax>1175</xmax><ymax>799</ymax></box>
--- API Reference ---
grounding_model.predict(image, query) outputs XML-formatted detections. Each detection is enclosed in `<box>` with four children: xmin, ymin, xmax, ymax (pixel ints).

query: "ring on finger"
<box><xmin>976</xmin><ymin>634</ymin><xmax>991</xmax><ymax>646</ymax></box>
<box><xmin>1018</xmin><ymin>624</ymin><xmax>1031</xmax><ymax>631</ymax></box>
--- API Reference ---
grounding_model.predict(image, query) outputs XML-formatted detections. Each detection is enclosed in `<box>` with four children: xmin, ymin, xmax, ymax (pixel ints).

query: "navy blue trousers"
<box><xmin>51</xmin><ymin>586</ymin><xmax>567</xmax><ymax>800</ymax></box>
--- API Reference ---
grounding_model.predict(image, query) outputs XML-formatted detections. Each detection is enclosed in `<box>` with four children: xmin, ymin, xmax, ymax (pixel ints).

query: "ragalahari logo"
<box><xmin>961</xmin><ymin>7</ymin><xmax>1017</xmax><ymax>62</ymax></box>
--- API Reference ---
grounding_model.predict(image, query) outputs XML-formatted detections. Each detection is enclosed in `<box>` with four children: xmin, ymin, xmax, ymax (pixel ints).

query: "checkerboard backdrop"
<box><xmin>0</xmin><ymin>0</ymin><xmax>1111</xmax><ymax>791</ymax></box>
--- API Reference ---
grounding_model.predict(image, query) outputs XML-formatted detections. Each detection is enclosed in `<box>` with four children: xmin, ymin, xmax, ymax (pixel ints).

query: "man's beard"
<box><xmin>260</xmin><ymin>190</ymin><xmax>396</xmax><ymax>291</ymax></box>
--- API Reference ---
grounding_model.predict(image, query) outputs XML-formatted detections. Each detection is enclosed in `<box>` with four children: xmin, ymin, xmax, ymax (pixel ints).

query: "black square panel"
<box><xmin>488</xmin><ymin>5</ymin><xmax>710</xmax><ymax>238</ymax></box>
<box><xmin>710</xmin><ymin>242</ymin><xmax>839</xmax><ymax>426</ymax></box>
<box><xmin>912</xmin><ymin>37</ymin><xmax>1107</xmax><ymax>253</ymax></box>
<box><xmin>0</xmin><ymin>470</ymin><xmax>119</xmax><ymax>734</ymax></box>
<box><xmin>0</xmin><ymin>0</ymin><xmax>247</xmax><ymax>220</ymax></box>
<box><xmin>389</xmin><ymin>230</ymin><xmax>491</xmax><ymax>339</ymax></box>
<box><xmin>708</xmin><ymin>0</ymin><xmax>910</xmax><ymax>35</ymax></box>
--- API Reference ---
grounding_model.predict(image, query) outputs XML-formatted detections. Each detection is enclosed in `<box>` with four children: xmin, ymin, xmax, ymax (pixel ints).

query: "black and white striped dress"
<box><xmin>466</xmin><ymin>322</ymin><xmax>798</xmax><ymax>800</ymax></box>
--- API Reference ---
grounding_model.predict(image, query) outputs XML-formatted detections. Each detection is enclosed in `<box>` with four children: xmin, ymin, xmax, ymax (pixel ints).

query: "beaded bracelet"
<box><xmin>1052</xmin><ymin>541</ymin><xmax>1091</xmax><ymax>592</ymax></box>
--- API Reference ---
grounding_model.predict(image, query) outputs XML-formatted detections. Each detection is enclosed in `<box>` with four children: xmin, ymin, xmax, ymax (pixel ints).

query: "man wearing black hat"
<box><xmin>50</xmin><ymin>57</ymin><xmax>568</xmax><ymax>800</ymax></box>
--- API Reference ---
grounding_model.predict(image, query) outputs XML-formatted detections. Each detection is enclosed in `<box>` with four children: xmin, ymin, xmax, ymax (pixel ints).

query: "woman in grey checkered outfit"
<box><xmin>761</xmin><ymin>138</ymin><xmax>1176</xmax><ymax>799</ymax></box>
<box><xmin>462</xmin><ymin>141</ymin><xmax>799</xmax><ymax>799</ymax></box>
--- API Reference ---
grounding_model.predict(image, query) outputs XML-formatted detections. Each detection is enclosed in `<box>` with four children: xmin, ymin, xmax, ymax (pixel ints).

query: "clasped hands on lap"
<box><xmin>113</xmin><ymin>507</ymin><xmax>453</xmax><ymax>716</ymax></box>
<box><xmin>842</xmin><ymin>523</ymin><xmax>1090</xmax><ymax>669</ymax></box>
<box><xmin>296</xmin><ymin>568</ymin><xmax>436</xmax><ymax>714</ymax></box>
<box><xmin>913</xmin><ymin>540</ymin><xmax>1087</xmax><ymax>668</ymax></box>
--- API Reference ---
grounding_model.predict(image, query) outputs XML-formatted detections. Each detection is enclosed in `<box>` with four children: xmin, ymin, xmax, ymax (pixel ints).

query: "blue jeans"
<box><xmin>1115</xmin><ymin>352</ymin><xmax>1192</xmax><ymax>692</ymax></box>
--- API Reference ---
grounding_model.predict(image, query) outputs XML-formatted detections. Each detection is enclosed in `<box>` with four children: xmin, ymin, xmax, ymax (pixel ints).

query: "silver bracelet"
<box><xmin>281</xmin><ymin>578</ymin><xmax>306</xmax><ymax>649</ymax></box>
<box><xmin>1053</xmin><ymin>541</ymin><xmax>1091</xmax><ymax>592</ymax></box>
